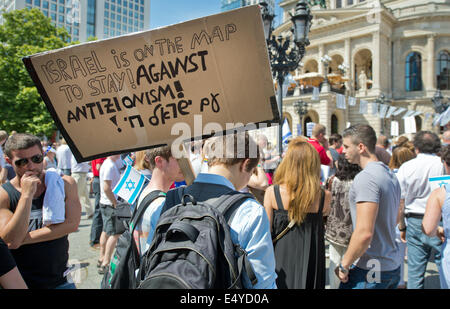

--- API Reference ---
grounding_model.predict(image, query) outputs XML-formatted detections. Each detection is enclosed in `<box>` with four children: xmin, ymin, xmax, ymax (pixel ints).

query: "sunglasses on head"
<box><xmin>14</xmin><ymin>154</ymin><xmax>44</xmax><ymax>167</ymax></box>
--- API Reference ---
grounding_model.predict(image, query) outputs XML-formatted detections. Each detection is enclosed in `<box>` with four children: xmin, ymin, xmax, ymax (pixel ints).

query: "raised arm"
<box><xmin>0</xmin><ymin>172</ymin><xmax>40</xmax><ymax>249</ymax></box>
<box><xmin>21</xmin><ymin>175</ymin><xmax>81</xmax><ymax>246</ymax></box>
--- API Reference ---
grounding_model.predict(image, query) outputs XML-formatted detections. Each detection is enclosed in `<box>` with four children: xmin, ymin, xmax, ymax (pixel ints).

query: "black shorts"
<box><xmin>100</xmin><ymin>204</ymin><xmax>125</xmax><ymax>236</ymax></box>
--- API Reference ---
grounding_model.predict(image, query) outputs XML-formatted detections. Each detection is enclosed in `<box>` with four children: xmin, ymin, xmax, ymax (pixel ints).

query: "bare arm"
<box><xmin>422</xmin><ymin>187</ymin><xmax>445</xmax><ymax>240</ymax></box>
<box><xmin>0</xmin><ymin>267</ymin><xmax>27</xmax><ymax>289</ymax></box>
<box><xmin>103</xmin><ymin>179</ymin><xmax>117</xmax><ymax>207</ymax></box>
<box><xmin>341</xmin><ymin>201</ymin><xmax>379</xmax><ymax>270</ymax></box>
<box><xmin>0</xmin><ymin>167</ymin><xmax>7</xmax><ymax>185</ymax></box>
<box><xmin>322</xmin><ymin>190</ymin><xmax>332</xmax><ymax>217</ymax></box>
<box><xmin>0</xmin><ymin>173</ymin><xmax>40</xmax><ymax>249</ymax></box>
<box><xmin>263</xmin><ymin>186</ymin><xmax>274</xmax><ymax>233</ymax></box>
<box><xmin>21</xmin><ymin>175</ymin><xmax>81</xmax><ymax>245</ymax></box>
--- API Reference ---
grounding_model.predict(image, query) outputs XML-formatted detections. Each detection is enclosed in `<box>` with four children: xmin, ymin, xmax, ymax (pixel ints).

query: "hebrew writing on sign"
<box><xmin>23</xmin><ymin>5</ymin><xmax>278</xmax><ymax>162</ymax></box>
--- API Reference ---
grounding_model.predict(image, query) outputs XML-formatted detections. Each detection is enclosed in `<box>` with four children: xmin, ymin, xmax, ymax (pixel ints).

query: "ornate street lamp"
<box><xmin>338</xmin><ymin>63</ymin><xmax>349</xmax><ymax>76</ymax></box>
<box><xmin>375</xmin><ymin>93</ymin><xmax>392</xmax><ymax>135</ymax></box>
<box><xmin>260</xmin><ymin>0</ymin><xmax>313</xmax><ymax>155</ymax></box>
<box><xmin>432</xmin><ymin>89</ymin><xmax>449</xmax><ymax>114</ymax></box>
<box><xmin>293</xmin><ymin>100</ymin><xmax>309</xmax><ymax>135</ymax></box>
<box><xmin>320</xmin><ymin>54</ymin><xmax>331</xmax><ymax>90</ymax></box>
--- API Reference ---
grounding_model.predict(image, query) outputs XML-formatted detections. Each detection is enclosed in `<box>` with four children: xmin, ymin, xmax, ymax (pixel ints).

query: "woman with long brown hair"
<box><xmin>264</xmin><ymin>137</ymin><xmax>331</xmax><ymax>289</ymax></box>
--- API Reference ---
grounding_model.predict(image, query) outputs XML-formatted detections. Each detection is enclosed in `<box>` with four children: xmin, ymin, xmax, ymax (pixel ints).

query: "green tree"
<box><xmin>0</xmin><ymin>8</ymin><xmax>70</xmax><ymax>138</ymax></box>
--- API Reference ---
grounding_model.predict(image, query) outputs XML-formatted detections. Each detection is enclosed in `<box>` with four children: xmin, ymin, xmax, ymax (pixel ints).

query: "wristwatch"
<box><xmin>338</xmin><ymin>263</ymin><xmax>349</xmax><ymax>274</ymax></box>
<box><xmin>398</xmin><ymin>225</ymin><xmax>407</xmax><ymax>232</ymax></box>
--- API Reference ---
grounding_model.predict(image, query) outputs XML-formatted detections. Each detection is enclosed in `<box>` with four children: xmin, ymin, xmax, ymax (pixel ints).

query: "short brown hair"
<box><xmin>4</xmin><ymin>133</ymin><xmax>42</xmax><ymax>158</ymax></box>
<box><xmin>343</xmin><ymin>124</ymin><xmax>377</xmax><ymax>154</ymax></box>
<box><xmin>145</xmin><ymin>146</ymin><xmax>172</xmax><ymax>170</ymax></box>
<box><xmin>312</xmin><ymin>124</ymin><xmax>326</xmax><ymax>138</ymax></box>
<box><xmin>441</xmin><ymin>145</ymin><xmax>450</xmax><ymax>166</ymax></box>
<box><xmin>206</xmin><ymin>132</ymin><xmax>260</xmax><ymax>172</ymax></box>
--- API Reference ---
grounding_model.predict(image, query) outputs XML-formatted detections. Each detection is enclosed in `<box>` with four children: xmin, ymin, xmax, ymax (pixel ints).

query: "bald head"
<box><xmin>443</xmin><ymin>130</ymin><xmax>450</xmax><ymax>145</ymax></box>
<box><xmin>377</xmin><ymin>135</ymin><xmax>390</xmax><ymax>149</ymax></box>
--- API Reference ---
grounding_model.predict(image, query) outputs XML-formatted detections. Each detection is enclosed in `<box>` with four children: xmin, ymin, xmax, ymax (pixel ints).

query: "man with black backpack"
<box><xmin>139</xmin><ymin>132</ymin><xmax>277</xmax><ymax>289</ymax></box>
<box><xmin>102</xmin><ymin>146</ymin><xmax>184</xmax><ymax>289</ymax></box>
<box><xmin>133</xmin><ymin>146</ymin><xmax>184</xmax><ymax>256</ymax></box>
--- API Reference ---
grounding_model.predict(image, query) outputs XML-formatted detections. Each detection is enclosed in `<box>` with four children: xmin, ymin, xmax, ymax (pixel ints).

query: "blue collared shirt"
<box><xmin>147</xmin><ymin>173</ymin><xmax>277</xmax><ymax>289</ymax></box>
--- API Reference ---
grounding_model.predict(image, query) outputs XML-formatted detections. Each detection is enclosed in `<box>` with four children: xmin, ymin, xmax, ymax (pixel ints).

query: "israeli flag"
<box><xmin>429</xmin><ymin>175</ymin><xmax>450</xmax><ymax>192</ymax></box>
<box><xmin>282</xmin><ymin>118</ymin><xmax>292</xmax><ymax>145</ymax></box>
<box><xmin>123</xmin><ymin>155</ymin><xmax>134</xmax><ymax>166</ymax></box>
<box><xmin>113</xmin><ymin>164</ymin><xmax>147</xmax><ymax>205</ymax></box>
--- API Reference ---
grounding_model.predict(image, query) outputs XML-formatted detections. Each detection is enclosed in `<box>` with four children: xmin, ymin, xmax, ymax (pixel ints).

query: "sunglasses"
<box><xmin>14</xmin><ymin>154</ymin><xmax>44</xmax><ymax>167</ymax></box>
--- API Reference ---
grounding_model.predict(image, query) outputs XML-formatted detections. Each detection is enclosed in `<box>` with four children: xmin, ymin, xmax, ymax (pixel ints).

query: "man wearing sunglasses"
<box><xmin>0</xmin><ymin>133</ymin><xmax>81</xmax><ymax>289</ymax></box>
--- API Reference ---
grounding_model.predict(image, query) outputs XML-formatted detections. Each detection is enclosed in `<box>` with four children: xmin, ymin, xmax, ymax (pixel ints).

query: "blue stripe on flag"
<box><xmin>429</xmin><ymin>176</ymin><xmax>450</xmax><ymax>182</ymax></box>
<box><xmin>113</xmin><ymin>164</ymin><xmax>132</xmax><ymax>194</ymax></box>
<box><xmin>128</xmin><ymin>174</ymin><xmax>145</xmax><ymax>204</ymax></box>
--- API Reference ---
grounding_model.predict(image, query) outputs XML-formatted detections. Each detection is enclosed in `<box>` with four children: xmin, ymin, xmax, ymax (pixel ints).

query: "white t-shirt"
<box><xmin>133</xmin><ymin>188</ymin><xmax>166</xmax><ymax>256</ymax></box>
<box><xmin>396</xmin><ymin>153</ymin><xmax>444</xmax><ymax>215</ymax></box>
<box><xmin>99</xmin><ymin>158</ymin><xmax>121</xmax><ymax>206</ymax></box>
<box><xmin>56</xmin><ymin>145</ymin><xmax>73</xmax><ymax>169</ymax></box>
<box><xmin>70</xmin><ymin>155</ymin><xmax>91</xmax><ymax>173</ymax></box>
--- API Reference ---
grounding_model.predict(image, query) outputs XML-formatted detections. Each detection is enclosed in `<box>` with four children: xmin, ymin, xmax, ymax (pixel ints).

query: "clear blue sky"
<box><xmin>150</xmin><ymin>0</ymin><xmax>283</xmax><ymax>29</ymax></box>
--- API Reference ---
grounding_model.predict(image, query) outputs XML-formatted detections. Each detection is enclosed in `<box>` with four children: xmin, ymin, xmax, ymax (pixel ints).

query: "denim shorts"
<box><xmin>339</xmin><ymin>266</ymin><xmax>401</xmax><ymax>289</ymax></box>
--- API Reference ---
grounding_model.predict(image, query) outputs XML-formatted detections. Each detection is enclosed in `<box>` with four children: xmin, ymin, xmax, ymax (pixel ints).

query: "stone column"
<box><xmin>392</xmin><ymin>38</ymin><xmax>401</xmax><ymax>96</ymax></box>
<box><xmin>427</xmin><ymin>34</ymin><xmax>436</xmax><ymax>92</ymax></box>
<box><xmin>372</xmin><ymin>31</ymin><xmax>381</xmax><ymax>91</ymax></box>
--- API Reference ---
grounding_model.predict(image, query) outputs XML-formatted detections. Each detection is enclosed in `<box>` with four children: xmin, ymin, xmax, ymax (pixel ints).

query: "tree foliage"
<box><xmin>0</xmin><ymin>8</ymin><xmax>70</xmax><ymax>138</ymax></box>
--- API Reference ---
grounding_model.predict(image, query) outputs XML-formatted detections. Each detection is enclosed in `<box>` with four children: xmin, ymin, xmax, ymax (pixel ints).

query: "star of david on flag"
<box><xmin>429</xmin><ymin>175</ymin><xmax>450</xmax><ymax>192</ymax></box>
<box><xmin>113</xmin><ymin>164</ymin><xmax>148</xmax><ymax>205</ymax></box>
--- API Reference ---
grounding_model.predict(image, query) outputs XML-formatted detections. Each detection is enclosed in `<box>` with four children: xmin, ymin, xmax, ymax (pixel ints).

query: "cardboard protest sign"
<box><xmin>23</xmin><ymin>5</ymin><xmax>278</xmax><ymax>162</ymax></box>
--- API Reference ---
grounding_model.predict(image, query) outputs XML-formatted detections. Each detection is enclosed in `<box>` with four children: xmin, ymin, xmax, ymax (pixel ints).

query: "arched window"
<box><xmin>331</xmin><ymin>114</ymin><xmax>339</xmax><ymax>134</ymax></box>
<box><xmin>415</xmin><ymin>116</ymin><xmax>422</xmax><ymax>132</ymax></box>
<box><xmin>405</xmin><ymin>52</ymin><xmax>422</xmax><ymax>91</ymax></box>
<box><xmin>437</xmin><ymin>51</ymin><xmax>449</xmax><ymax>90</ymax></box>
<box><xmin>304</xmin><ymin>116</ymin><xmax>312</xmax><ymax>137</ymax></box>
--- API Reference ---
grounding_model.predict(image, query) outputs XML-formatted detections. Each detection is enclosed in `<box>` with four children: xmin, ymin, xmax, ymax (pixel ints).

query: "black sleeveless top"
<box><xmin>2</xmin><ymin>181</ymin><xmax>69</xmax><ymax>289</ymax></box>
<box><xmin>272</xmin><ymin>185</ymin><xmax>326</xmax><ymax>289</ymax></box>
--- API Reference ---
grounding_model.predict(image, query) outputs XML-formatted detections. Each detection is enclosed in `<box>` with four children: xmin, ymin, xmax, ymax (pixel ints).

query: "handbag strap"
<box><xmin>272</xmin><ymin>219</ymin><xmax>295</xmax><ymax>244</ymax></box>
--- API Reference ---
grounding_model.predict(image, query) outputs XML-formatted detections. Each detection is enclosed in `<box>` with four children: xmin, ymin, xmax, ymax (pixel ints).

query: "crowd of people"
<box><xmin>0</xmin><ymin>123</ymin><xmax>449</xmax><ymax>290</ymax></box>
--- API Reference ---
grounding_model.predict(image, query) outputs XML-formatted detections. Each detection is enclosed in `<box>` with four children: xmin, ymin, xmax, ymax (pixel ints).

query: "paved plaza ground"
<box><xmin>67</xmin><ymin>206</ymin><xmax>442</xmax><ymax>289</ymax></box>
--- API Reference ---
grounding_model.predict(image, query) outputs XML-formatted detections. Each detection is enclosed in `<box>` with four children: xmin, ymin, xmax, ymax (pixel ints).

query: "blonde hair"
<box><xmin>134</xmin><ymin>150</ymin><xmax>150</xmax><ymax>171</ymax></box>
<box><xmin>273</xmin><ymin>137</ymin><xmax>321</xmax><ymax>224</ymax></box>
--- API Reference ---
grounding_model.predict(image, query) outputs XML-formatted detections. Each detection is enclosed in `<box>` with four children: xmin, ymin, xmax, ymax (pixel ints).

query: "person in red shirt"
<box><xmin>90</xmin><ymin>158</ymin><xmax>106</xmax><ymax>249</ymax></box>
<box><xmin>307</xmin><ymin>124</ymin><xmax>333</xmax><ymax>167</ymax></box>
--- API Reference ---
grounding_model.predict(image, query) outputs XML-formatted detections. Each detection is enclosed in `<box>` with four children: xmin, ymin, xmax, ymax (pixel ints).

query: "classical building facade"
<box><xmin>264</xmin><ymin>0</ymin><xmax>450</xmax><ymax>143</ymax></box>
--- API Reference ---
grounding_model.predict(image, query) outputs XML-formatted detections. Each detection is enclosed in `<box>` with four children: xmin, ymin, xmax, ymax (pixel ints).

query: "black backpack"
<box><xmin>137</xmin><ymin>189</ymin><xmax>258</xmax><ymax>289</ymax></box>
<box><xmin>101</xmin><ymin>190</ymin><xmax>165</xmax><ymax>289</ymax></box>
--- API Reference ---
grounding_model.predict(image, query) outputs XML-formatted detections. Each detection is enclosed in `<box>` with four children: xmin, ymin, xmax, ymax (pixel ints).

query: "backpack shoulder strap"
<box><xmin>213</xmin><ymin>192</ymin><xmax>254</xmax><ymax>223</ymax></box>
<box><xmin>130</xmin><ymin>190</ymin><xmax>165</xmax><ymax>234</ymax></box>
<box><xmin>159</xmin><ymin>186</ymin><xmax>185</xmax><ymax>217</ymax></box>
<box><xmin>210</xmin><ymin>192</ymin><xmax>258</xmax><ymax>287</ymax></box>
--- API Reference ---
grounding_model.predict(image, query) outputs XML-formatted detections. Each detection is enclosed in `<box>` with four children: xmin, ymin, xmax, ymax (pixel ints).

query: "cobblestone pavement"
<box><xmin>67</xmin><ymin>207</ymin><xmax>441</xmax><ymax>289</ymax></box>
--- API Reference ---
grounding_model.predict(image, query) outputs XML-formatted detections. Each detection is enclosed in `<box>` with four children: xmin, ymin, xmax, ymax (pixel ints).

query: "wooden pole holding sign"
<box><xmin>173</xmin><ymin>142</ymin><xmax>196</xmax><ymax>186</ymax></box>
